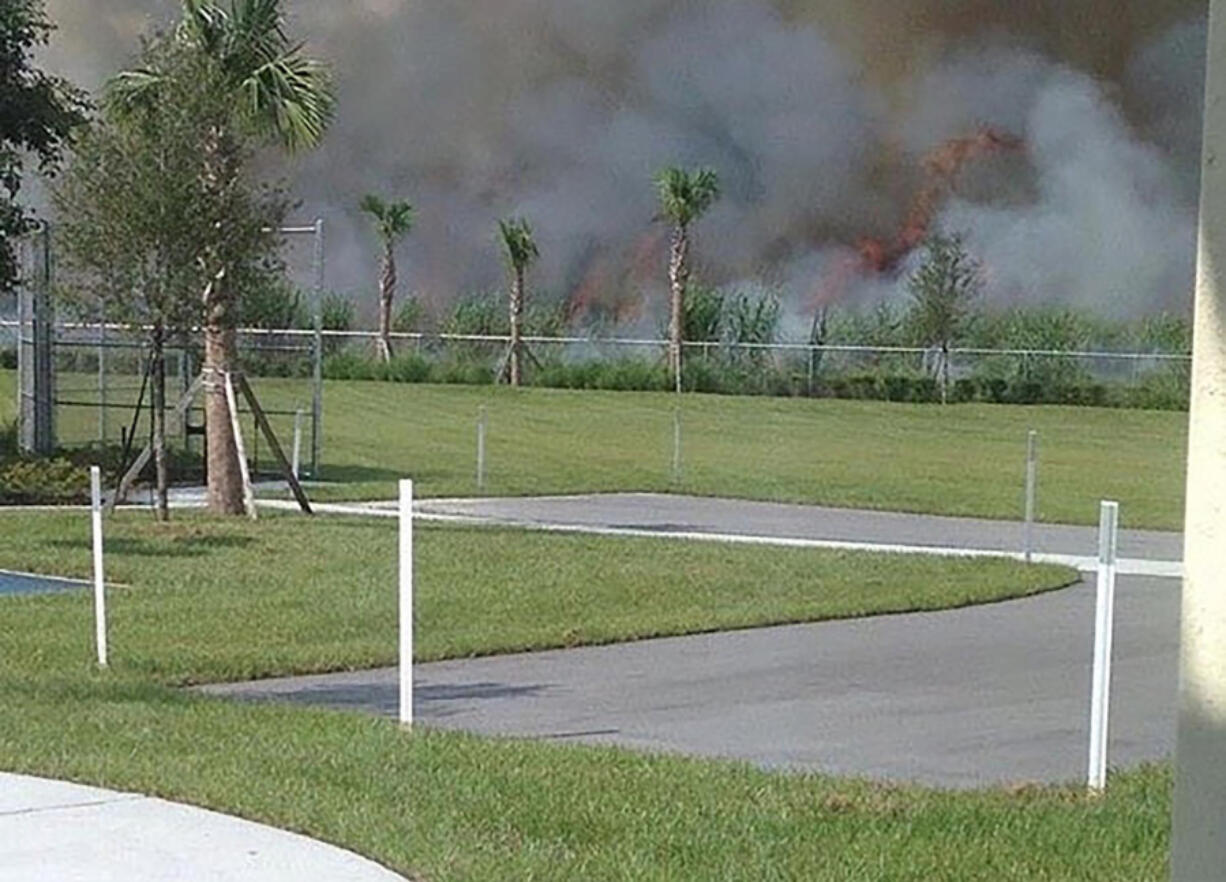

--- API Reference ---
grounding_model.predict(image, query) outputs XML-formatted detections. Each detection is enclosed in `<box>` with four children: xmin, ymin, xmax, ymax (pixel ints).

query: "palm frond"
<box><xmin>103</xmin><ymin>69</ymin><xmax>168</xmax><ymax>121</ymax></box>
<box><xmin>654</xmin><ymin>165</ymin><xmax>721</xmax><ymax>226</ymax></box>
<box><xmin>178</xmin><ymin>0</ymin><xmax>228</xmax><ymax>54</ymax></box>
<box><xmin>361</xmin><ymin>195</ymin><xmax>414</xmax><ymax>243</ymax></box>
<box><xmin>240</xmin><ymin>51</ymin><xmax>334</xmax><ymax>152</ymax></box>
<box><xmin>498</xmin><ymin>218</ymin><xmax>539</xmax><ymax>270</ymax></box>
<box><xmin>359</xmin><ymin>193</ymin><xmax>387</xmax><ymax>218</ymax></box>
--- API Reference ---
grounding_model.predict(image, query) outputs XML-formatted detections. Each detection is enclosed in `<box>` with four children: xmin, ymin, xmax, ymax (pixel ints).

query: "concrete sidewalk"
<box><xmin>0</xmin><ymin>773</ymin><xmax>407</xmax><ymax>882</ymax></box>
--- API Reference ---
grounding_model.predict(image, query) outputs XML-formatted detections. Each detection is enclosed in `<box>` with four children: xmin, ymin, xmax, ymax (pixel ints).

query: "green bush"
<box><xmin>321</xmin><ymin>293</ymin><xmax>356</xmax><ymax>332</ymax></box>
<box><xmin>392</xmin><ymin>298</ymin><xmax>424</xmax><ymax>334</ymax></box>
<box><xmin>0</xmin><ymin>458</ymin><xmax>91</xmax><ymax>504</ymax></box>
<box><xmin>1</xmin><ymin>346</ymin><xmax>16</xmax><ymax>369</ymax></box>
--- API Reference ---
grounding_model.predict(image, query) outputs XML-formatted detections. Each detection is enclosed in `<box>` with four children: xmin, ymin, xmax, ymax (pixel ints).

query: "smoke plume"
<box><xmin>40</xmin><ymin>0</ymin><xmax>1208</xmax><ymax>328</ymax></box>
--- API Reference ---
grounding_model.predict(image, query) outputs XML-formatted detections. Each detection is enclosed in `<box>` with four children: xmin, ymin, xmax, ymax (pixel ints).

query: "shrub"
<box><xmin>0</xmin><ymin>458</ymin><xmax>91</xmax><ymax>504</ymax></box>
<box><xmin>392</xmin><ymin>298</ymin><xmax>424</xmax><ymax>334</ymax></box>
<box><xmin>0</xmin><ymin>346</ymin><xmax>16</xmax><ymax>369</ymax></box>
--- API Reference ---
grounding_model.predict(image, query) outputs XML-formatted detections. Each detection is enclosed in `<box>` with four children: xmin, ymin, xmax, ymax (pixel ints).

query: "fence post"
<box><xmin>90</xmin><ymin>466</ymin><xmax>108</xmax><ymax>668</ymax></box>
<box><xmin>98</xmin><ymin>318</ymin><xmax>107</xmax><ymax>446</ymax></box>
<box><xmin>1024</xmin><ymin>430</ymin><xmax>1038</xmax><ymax>563</ymax></box>
<box><xmin>399</xmin><ymin>479</ymin><xmax>414</xmax><ymax>728</ymax></box>
<box><xmin>311</xmin><ymin>217</ymin><xmax>325</xmax><ymax>479</ymax></box>
<box><xmin>1088</xmin><ymin>500</ymin><xmax>1120</xmax><ymax>793</ymax></box>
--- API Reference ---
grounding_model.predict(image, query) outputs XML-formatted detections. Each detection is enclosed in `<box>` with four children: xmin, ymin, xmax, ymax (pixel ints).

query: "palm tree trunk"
<box><xmin>940</xmin><ymin>341</ymin><xmax>950</xmax><ymax>405</ymax></box>
<box><xmin>378</xmin><ymin>244</ymin><xmax>396</xmax><ymax>363</ymax></box>
<box><xmin>509</xmin><ymin>265</ymin><xmax>524</xmax><ymax>387</ymax></box>
<box><xmin>151</xmin><ymin>326</ymin><xmax>169</xmax><ymax>522</ymax></box>
<box><xmin>668</xmin><ymin>223</ymin><xmax>689</xmax><ymax>392</ymax></box>
<box><xmin>200</xmin><ymin>125</ymin><xmax>245</xmax><ymax>515</ymax></box>
<box><xmin>204</xmin><ymin>321</ymin><xmax>245</xmax><ymax>515</ymax></box>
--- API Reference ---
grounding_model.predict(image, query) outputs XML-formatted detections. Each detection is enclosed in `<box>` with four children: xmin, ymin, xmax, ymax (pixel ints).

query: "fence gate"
<box><xmin>16</xmin><ymin>225</ymin><xmax>55</xmax><ymax>455</ymax></box>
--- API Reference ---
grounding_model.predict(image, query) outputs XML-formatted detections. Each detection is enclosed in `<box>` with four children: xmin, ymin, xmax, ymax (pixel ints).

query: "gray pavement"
<box><xmin>408</xmin><ymin>493</ymin><xmax>1183</xmax><ymax>568</ymax></box>
<box><xmin>206</xmin><ymin>573</ymin><xmax>1180</xmax><ymax>789</ymax></box>
<box><xmin>0</xmin><ymin>773</ymin><xmax>406</xmax><ymax>881</ymax></box>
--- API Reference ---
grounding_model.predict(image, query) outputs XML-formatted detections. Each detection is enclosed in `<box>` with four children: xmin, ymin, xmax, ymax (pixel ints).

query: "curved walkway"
<box><xmin>208</xmin><ymin>574</ymin><xmax>1178</xmax><ymax>789</ymax></box>
<box><xmin>272</xmin><ymin>492</ymin><xmax>1184</xmax><ymax>578</ymax></box>
<box><xmin>0</xmin><ymin>774</ymin><xmax>407</xmax><ymax>882</ymax></box>
<box><xmin>218</xmin><ymin>493</ymin><xmax>1185</xmax><ymax>789</ymax></box>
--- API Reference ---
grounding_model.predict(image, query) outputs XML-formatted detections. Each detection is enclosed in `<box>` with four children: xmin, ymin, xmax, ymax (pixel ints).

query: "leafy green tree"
<box><xmin>359</xmin><ymin>194</ymin><xmax>414</xmax><ymax>363</ymax></box>
<box><xmin>0</xmin><ymin>0</ymin><xmax>87</xmax><ymax>292</ymax></box>
<box><xmin>654</xmin><ymin>166</ymin><xmax>721</xmax><ymax>391</ymax></box>
<box><xmin>54</xmin><ymin>45</ymin><xmax>286</xmax><ymax>519</ymax></box>
<box><xmin>239</xmin><ymin>276</ymin><xmax>308</xmax><ymax>331</ymax></box>
<box><xmin>907</xmin><ymin>233</ymin><xmax>982</xmax><ymax>404</ymax></box>
<box><xmin>107</xmin><ymin>0</ymin><xmax>334</xmax><ymax>515</ymax></box>
<box><xmin>498</xmin><ymin>217</ymin><xmax>539</xmax><ymax>386</ymax></box>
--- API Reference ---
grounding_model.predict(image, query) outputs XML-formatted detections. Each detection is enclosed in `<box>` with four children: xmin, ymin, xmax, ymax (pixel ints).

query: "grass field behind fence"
<box><xmin>2</xmin><ymin>369</ymin><xmax>1189</xmax><ymax>529</ymax></box>
<box><xmin>0</xmin><ymin>511</ymin><xmax>1174</xmax><ymax>881</ymax></box>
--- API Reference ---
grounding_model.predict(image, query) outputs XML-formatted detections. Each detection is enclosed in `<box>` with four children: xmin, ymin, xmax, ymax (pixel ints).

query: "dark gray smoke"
<box><xmin>40</xmin><ymin>0</ymin><xmax>1209</xmax><ymax>328</ymax></box>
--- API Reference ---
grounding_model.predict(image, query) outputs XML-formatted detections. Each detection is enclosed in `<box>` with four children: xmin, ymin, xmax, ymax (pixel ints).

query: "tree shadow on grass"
<box><xmin>47</xmin><ymin>535</ymin><xmax>255</xmax><ymax>558</ymax></box>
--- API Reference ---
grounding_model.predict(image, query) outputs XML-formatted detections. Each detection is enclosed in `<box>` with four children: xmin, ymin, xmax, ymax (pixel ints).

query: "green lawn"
<box><xmin>0</xmin><ymin>510</ymin><xmax>1075</xmax><ymax>683</ymax></box>
<box><xmin>297</xmin><ymin>383</ymin><xmax>1187</xmax><ymax>531</ymax></box>
<box><xmin>0</xmin><ymin>511</ymin><xmax>1173</xmax><ymax>880</ymax></box>
<box><xmin>7</xmin><ymin>368</ymin><xmax>1189</xmax><ymax>530</ymax></box>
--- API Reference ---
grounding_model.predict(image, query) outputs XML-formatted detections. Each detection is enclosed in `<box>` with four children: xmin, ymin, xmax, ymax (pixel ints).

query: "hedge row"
<box><xmin>315</xmin><ymin>353</ymin><xmax>1191</xmax><ymax>411</ymax></box>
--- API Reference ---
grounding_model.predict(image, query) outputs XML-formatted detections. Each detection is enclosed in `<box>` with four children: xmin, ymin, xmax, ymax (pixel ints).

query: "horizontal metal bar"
<box><xmin>0</xmin><ymin>318</ymin><xmax>1194</xmax><ymax>362</ymax></box>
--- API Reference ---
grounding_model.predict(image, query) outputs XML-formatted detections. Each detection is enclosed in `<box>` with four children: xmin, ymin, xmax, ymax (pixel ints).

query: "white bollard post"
<box><xmin>399</xmin><ymin>479</ymin><xmax>414</xmax><ymax>728</ymax></box>
<box><xmin>1088</xmin><ymin>500</ymin><xmax>1120</xmax><ymax>793</ymax></box>
<box><xmin>477</xmin><ymin>405</ymin><xmax>487</xmax><ymax>493</ymax></box>
<box><xmin>90</xmin><ymin>466</ymin><xmax>108</xmax><ymax>668</ymax></box>
<box><xmin>291</xmin><ymin>408</ymin><xmax>303</xmax><ymax>481</ymax></box>
<box><xmin>1024</xmin><ymin>430</ymin><xmax>1038</xmax><ymax>563</ymax></box>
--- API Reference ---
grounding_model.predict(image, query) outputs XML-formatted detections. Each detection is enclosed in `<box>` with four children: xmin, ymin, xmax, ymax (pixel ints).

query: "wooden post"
<box><xmin>223</xmin><ymin>372</ymin><xmax>257</xmax><ymax>521</ymax></box>
<box><xmin>108</xmin><ymin>375</ymin><xmax>204</xmax><ymax>511</ymax></box>
<box><xmin>236</xmin><ymin>375</ymin><xmax>313</xmax><ymax>515</ymax></box>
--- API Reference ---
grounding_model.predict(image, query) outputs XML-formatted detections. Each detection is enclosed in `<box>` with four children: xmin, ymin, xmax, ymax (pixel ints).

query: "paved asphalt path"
<box><xmin>207</xmin><ymin>574</ymin><xmax>1178</xmax><ymax>789</ymax></box>
<box><xmin>208</xmin><ymin>494</ymin><xmax>1184</xmax><ymax>789</ymax></box>
<box><xmin>406</xmin><ymin>493</ymin><xmax>1182</xmax><ymax>571</ymax></box>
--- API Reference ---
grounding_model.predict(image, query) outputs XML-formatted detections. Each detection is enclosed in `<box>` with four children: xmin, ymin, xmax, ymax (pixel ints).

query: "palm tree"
<box><xmin>498</xmin><ymin>217</ymin><xmax>539</xmax><ymax>387</ymax></box>
<box><xmin>654</xmin><ymin>166</ymin><xmax>721</xmax><ymax>392</ymax></box>
<box><xmin>107</xmin><ymin>0</ymin><xmax>334</xmax><ymax>515</ymax></box>
<box><xmin>360</xmin><ymin>194</ymin><xmax>414</xmax><ymax>363</ymax></box>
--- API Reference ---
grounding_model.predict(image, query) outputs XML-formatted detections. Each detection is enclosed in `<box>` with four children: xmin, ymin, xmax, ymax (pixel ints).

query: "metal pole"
<box><xmin>16</xmin><ymin>249</ymin><xmax>30</xmax><ymax>452</ymax></box>
<box><xmin>32</xmin><ymin>223</ymin><xmax>54</xmax><ymax>455</ymax></box>
<box><xmin>98</xmin><ymin>317</ymin><xmax>107</xmax><ymax>447</ymax></box>
<box><xmin>1173</xmin><ymin>0</ymin><xmax>1226</xmax><ymax>871</ymax></box>
<box><xmin>399</xmin><ymin>478</ymin><xmax>414</xmax><ymax>728</ymax></box>
<box><xmin>90</xmin><ymin>466</ymin><xmax>108</xmax><ymax>668</ymax></box>
<box><xmin>477</xmin><ymin>405</ymin><xmax>487</xmax><ymax>493</ymax></box>
<box><xmin>1024</xmin><ymin>430</ymin><xmax>1038</xmax><ymax>563</ymax></box>
<box><xmin>1087</xmin><ymin>500</ymin><xmax>1119</xmax><ymax>793</ymax></box>
<box><xmin>311</xmin><ymin>218</ymin><xmax>325</xmax><ymax>479</ymax></box>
